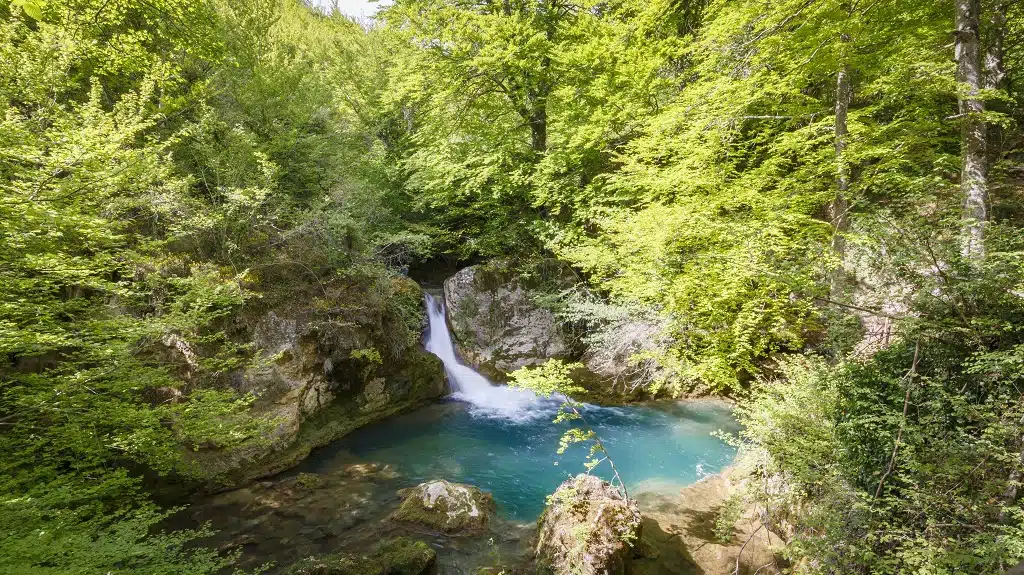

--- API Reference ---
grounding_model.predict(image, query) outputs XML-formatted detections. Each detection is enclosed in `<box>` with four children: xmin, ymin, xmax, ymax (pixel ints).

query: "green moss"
<box><xmin>286</xmin><ymin>553</ymin><xmax>385</xmax><ymax>575</ymax></box>
<box><xmin>387</xmin><ymin>276</ymin><xmax>428</xmax><ymax>348</ymax></box>
<box><xmin>374</xmin><ymin>537</ymin><xmax>437</xmax><ymax>575</ymax></box>
<box><xmin>391</xmin><ymin>481</ymin><xmax>496</xmax><ymax>534</ymax></box>
<box><xmin>293</xmin><ymin>472</ymin><xmax>327</xmax><ymax>490</ymax></box>
<box><xmin>284</xmin><ymin>538</ymin><xmax>435</xmax><ymax>575</ymax></box>
<box><xmin>472</xmin><ymin>262</ymin><xmax>508</xmax><ymax>292</ymax></box>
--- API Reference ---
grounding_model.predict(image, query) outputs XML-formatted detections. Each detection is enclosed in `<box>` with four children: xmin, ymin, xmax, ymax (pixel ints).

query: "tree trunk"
<box><xmin>1000</xmin><ymin>413</ymin><xmax>1024</xmax><ymax>523</ymax></box>
<box><xmin>955</xmin><ymin>0</ymin><xmax>988</xmax><ymax>259</ymax></box>
<box><xmin>983</xmin><ymin>1</ymin><xmax>1007</xmax><ymax>181</ymax></box>
<box><xmin>528</xmin><ymin>0</ymin><xmax>557</xmax><ymax>155</ymax></box>
<box><xmin>830</xmin><ymin>62</ymin><xmax>852</xmax><ymax>297</ymax></box>
<box><xmin>983</xmin><ymin>0</ymin><xmax>1007</xmax><ymax>91</ymax></box>
<box><xmin>529</xmin><ymin>103</ymin><xmax>547</xmax><ymax>153</ymax></box>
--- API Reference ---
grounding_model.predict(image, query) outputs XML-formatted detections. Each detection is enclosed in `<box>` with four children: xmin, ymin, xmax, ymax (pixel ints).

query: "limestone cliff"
<box><xmin>182</xmin><ymin>275</ymin><xmax>446</xmax><ymax>488</ymax></box>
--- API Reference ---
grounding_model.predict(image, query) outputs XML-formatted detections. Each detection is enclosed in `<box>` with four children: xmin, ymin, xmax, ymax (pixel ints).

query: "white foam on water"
<box><xmin>423</xmin><ymin>293</ymin><xmax>561</xmax><ymax>421</ymax></box>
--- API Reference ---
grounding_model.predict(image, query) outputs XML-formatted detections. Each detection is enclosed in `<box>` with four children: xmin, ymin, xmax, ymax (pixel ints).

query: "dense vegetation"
<box><xmin>2</xmin><ymin>0</ymin><xmax>1024</xmax><ymax>572</ymax></box>
<box><xmin>0</xmin><ymin>0</ymin><xmax>419</xmax><ymax>571</ymax></box>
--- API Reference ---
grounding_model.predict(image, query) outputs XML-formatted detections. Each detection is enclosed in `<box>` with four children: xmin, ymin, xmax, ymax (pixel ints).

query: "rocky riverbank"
<box><xmin>178</xmin><ymin>275</ymin><xmax>447</xmax><ymax>489</ymax></box>
<box><xmin>181</xmin><ymin>461</ymin><xmax>779</xmax><ymax>574</ymax></box>
<box><xmin>634</xmin><ymin>466</ymin><xmax>779</xmax><ymax>575</ymax></box>
<box><xmin>180</xmin><ymin>466</ymin><xmax>537</xmax><ymax>574</ymax></box>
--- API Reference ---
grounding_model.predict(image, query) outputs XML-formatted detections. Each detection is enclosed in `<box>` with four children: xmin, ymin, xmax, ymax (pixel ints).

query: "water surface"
<box><xmin>301</xmin><ymin>398</ymin><xmax>738</xmax><ymax>521</ymax></box>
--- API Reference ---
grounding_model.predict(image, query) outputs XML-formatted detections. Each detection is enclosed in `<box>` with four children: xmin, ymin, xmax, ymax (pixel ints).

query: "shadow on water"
<box><xmin>178</xmin><ymin>456</ymin><xmax>538</xmax><ymax>574</ymax></box>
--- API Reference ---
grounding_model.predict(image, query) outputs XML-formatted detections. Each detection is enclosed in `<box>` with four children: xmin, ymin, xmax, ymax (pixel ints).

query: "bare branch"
<box><xmin>874</xmin><ymin>340</ymin><xmax>921</xmax><ymax>500</ymax></box>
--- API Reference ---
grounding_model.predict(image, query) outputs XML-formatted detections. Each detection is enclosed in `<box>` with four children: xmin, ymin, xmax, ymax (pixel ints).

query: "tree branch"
<box><xmin>874</xmin><ymin>340</ymin><xmax>921</xmax><ymax>500</ymax></box>
<box><xmin>734</xmin><ymin>523</ymin><xmax>765</xmax><ymax>575</ymax></box>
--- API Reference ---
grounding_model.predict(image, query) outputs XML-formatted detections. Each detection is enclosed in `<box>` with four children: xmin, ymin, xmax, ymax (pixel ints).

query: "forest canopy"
<box><xmin>2</xmin><ymin>0</ymin><xmax>1024</xmax><ymax>572</ymax></box>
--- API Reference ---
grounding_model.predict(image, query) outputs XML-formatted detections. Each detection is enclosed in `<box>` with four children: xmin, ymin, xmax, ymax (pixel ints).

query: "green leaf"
<box><xmin>16</xmin><ymin>0</ymin><xmax>43</xmax><ymax>19</ymax></box>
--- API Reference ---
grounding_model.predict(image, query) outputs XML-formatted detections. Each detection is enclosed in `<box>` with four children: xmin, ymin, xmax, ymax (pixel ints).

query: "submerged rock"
<box><xmin>200</xmin><ymin>468</ymin><xmax>398</xmax><ymax>535</ymax></box>
<box><xmin>286</xmin><ymin>537</ymin><xmax>436</xmax><ymax>575</ymax></box>
<box><xmin>287</xmin><ymin>553</ymin><xmax>384</xmax><ymax>575</ymax></box>
<box><xmin>443</xmin><ymin>260</ymin><xmax>572</xmax><ymax>377</ymax></box>
<box><xmin>391</xmin><ymin>479</ymin><xmax>496</xmax><ymax>534</ymax></box>
<box><xmin>535</xmin><ymin>474</ymin><xmax>642</xmax><ymax>575</ymax></box>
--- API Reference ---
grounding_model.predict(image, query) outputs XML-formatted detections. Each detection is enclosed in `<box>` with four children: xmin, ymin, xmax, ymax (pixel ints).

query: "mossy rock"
<box><xmin>196</xmin><ymin>346</ymin><xmax>445</xmax><ymax>489</ymax></box>
<box><xmin>390</xmin><ymin>479</ymin><xmax>496</xmax><ymax>534</ymax></box>
<box><xmin>389</xmin><ymin>275</ymin><xmax>431</xmax><ymax>337</ymax></box>
<box><xmin>442</xmin><ymin>261</ymin><xmax>572</xmax><ymax>376</ymax></box>
<box><xmin>374</xmin><ymin>537</ymin><xmax>437</xmax><ymax>575</ymax></box>
<box><xmin>293</xmin><ymin>472</ymin><xmax>328</xmax><ymax>490</ymax></box>
<box><xmin>535</xmin><ymin>474</ymin><xmax>642</xmax><ymax>575</ymax></box>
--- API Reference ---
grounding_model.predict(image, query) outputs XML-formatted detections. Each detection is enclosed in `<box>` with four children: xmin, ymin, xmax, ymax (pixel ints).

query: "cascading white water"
<box><xmin>424</xmin><ymin>293</ymin><xmax>555</xmax><ymax>419</ymax></box>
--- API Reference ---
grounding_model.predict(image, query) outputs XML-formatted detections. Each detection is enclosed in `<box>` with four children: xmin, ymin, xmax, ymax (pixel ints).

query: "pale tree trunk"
<box><xmin>829</xmin><ymin>3</ymin><xmax>855</xmax><ymax>298</ymax></box>
<box><xmin>830</xmin><ymin>61</ymin><xmax>852</xmax><ymax>297</ymax></box>
<box><xmin>955</xmin><ymin>0</ymin><xmax>988</xmax><ymax>259</ymax></box>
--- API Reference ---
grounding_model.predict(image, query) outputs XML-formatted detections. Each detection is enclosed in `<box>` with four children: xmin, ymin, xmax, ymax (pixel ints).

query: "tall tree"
<box><xmin>830</xmin><ymin>38</ymin><xmax>852</xmax><ymax>296</ymax></box>
<box><xmin>984</xmin><ymin>0</ymin><xmax>1008</xmax><ymax>90</ymax></box>
<box><xmin>956</xmin><ymin>0</ymin><xmax>989</xmax><ymax>258</ymax></box>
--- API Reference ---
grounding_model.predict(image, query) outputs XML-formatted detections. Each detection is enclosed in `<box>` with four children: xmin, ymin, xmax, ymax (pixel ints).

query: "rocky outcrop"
<box><xmin>390</xmin><ymin>479</ymin><xmax>496</xmax><ymax>534</ymax></box>
<box><xmin>440</xmin><ymin>260</ymin><xmax>639</xmax><ymax>402</ymax></box>
<box><xmin>443</xmin><ymin>260</ymin><xmax>573</xmax><ymax>377</ymax></box>
<box><xmin>287</xmin><ymin>537</ymin><xmax>437</xmax><ymax>575</ymax></box>
<box><xmin>184</xmin><ymin>276</ymin><xmax>446</xmax><ymax>488</ymax></box>
<box><xmin>535</xmin><ymin>474</ymin><xmax>642</xmax><ymax>575</ymax></box>
<box><xmin>633</xmin><ymin>466</ymin><xmax>780</xmax><ymax>575</ymax></box>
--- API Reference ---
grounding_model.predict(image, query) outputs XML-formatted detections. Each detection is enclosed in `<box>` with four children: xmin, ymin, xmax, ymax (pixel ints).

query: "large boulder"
<box><xmin>535</xmin><ymin>474</ymin><xmax>642</xmax><ymax>575</ymax></box>
<box><xmin>390</xmin><ymin>479</ymin><xmax>496</xmax><ymax>534</ymax></box>
<box><xmin>633</xmin><ymin>466</ymin><xmax>779</xmax><ymax>575</ymax></box>
<box><xmin>443</xmin><ymin>260</ymin><xmax>573</xmax><ymax>377</ymax></box>
<box><xmin>183</xmin><ymin>276</ymin><xmax>447</xmax><ymax>488</ymax></box>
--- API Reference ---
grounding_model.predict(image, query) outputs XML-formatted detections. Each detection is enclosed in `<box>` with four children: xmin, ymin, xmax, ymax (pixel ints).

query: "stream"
<box><xmin>185</xmin><ymin>293</ymin><xmax>738</xmax><ymax>573</ymax></box>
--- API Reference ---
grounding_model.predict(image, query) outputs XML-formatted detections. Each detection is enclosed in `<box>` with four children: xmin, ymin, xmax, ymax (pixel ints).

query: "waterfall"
<box><xmin>424</xmin><ymin>293</ymin><xmax>555</xmax><ymax>419</ymax></box>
